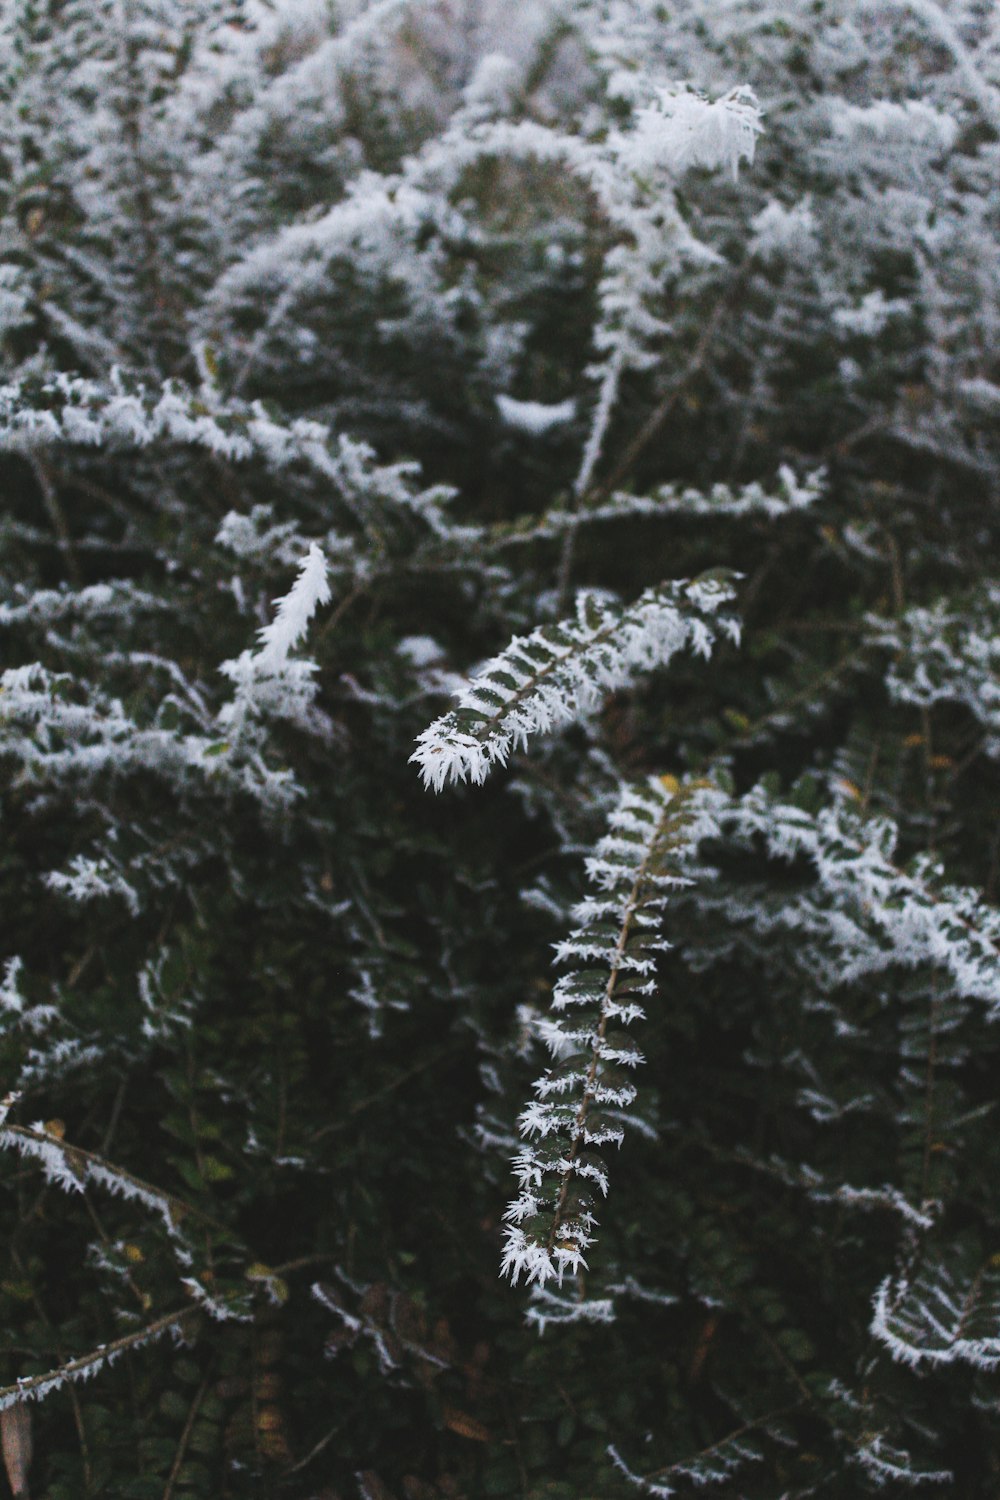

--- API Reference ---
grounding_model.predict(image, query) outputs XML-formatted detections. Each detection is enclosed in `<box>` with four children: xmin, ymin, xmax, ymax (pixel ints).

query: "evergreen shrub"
<box><xmin>0</xmin><ymin>1</ymin><xmax>999</xmax><ymax>1494</ymax></box>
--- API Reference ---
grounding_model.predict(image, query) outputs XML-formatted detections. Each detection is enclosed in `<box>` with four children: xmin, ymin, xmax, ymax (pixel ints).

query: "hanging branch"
<box><xmin>501</xmin><ymin>776</ymin><xmax>719</xmax><ymax>1286</ymax></box>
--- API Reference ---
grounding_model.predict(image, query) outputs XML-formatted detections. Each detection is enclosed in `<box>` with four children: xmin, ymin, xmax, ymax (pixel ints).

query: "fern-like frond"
<box><xmin>872</xmin><ymin>1248</ymin><xmax>1000</xmax><ymax>1370</ymax></box>
<box><xmin>412</xmin><ymin>574</ymin><xmax>739</xmax><ymax>791</ymax></box>
<box><xmin>501</xmin><ymin>776</ymin><xmax>717</xmax><ymax>1286</ymax></box>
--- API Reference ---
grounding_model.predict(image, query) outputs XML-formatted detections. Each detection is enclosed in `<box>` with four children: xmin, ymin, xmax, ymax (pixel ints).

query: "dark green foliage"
<box><xmin>0</xmin><ymin>2</ymin><xmax>999</xmax><ymax>1496</ymax></box>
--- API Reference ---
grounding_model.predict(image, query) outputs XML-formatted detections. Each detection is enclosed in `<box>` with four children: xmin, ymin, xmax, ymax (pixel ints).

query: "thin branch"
<box><xmin>0</xmin><ymin>1308</ymin><xmax>197</xmax><ymax>1410</ymax></box>
<box><xmin>30</xmin><ymin>457</ymin><xmax>82</xmax><ymax>587</ymax></box>
<box><xmin>162</xmin><ymin>1372</ymin><xmax>211</xmax><ymax>1500</ymax></box>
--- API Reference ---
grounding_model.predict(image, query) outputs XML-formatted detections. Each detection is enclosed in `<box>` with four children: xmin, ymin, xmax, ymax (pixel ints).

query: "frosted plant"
<box><xmin>717</xmin><ymin>785</ymin><xmax>1000</xmax><ymax>1019</ymax></box>
<box><xmin>0</xmin><ymin>1308</ymin><xmax>195</xmax><ymax>1413</ymax></box>
<box><xmin>867</xmin><ymin>584</ymin><xmax>1000</xmax><ymax>758</ymax></box>
<box><xmin>871</xmin><ymin>1249</ymin><xmax>1000</xmax><ymax>1371</ymax></box>
<box><xmin>412</xmin><ymin>573</ymin><xmax>739</xmax><ymax>790</ymax></box>
<box><xmin>619</xmin><ymin>85</ymin><xmax>763</xmax><ymax>183</ymax></box>
<box><xmin>218</xmin><ymin>543</ymin><xmax>332</xmax><ymax>738</ymax></box>
<box><xmin>608</xmin><ymin>1430</ymin><xmax>766</xmax><ymax>1498</ymax></box>
<box><xmin>829</xmin><ymin>98</ymin><xmax>959</xmax><ymax>153</ymax></box>
<box><xmin>484</xmin><ymin>467</ymin><xmax>825</xmax><ymax>547</ymax></box>
<box><xmin>0</xmin><ymin>0</ymin><xmax>999</xmax><ymax>1488</ymax></box>
<box><xmin>501</xmin><ymin>776</ymin><xmax>719</xmax><ymax>1287</ymax></box>
<box><xmin>613</xmin><ymin>465</ymin><xmax>825</xmax><ymax>522</ymax></box>
<box><xmin>495</xmin><ymin>395</ymin><xmax>576</xmax><ymax>434</ymax></box>
<box><xmin>749</xmin><ymin>197</ymin><xmax>818</xmax><ymax>263</ymax></box>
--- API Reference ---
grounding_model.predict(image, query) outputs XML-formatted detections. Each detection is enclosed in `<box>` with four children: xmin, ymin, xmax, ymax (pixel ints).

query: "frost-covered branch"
<box><xmin>501</xmin><ymin>777</ymin><xmax>719</xmax><ymax>1287</ymax></box>
<box><xmin>872</xmin><ymin>1250</ymin><xmax>1000</xmax><ymax>1371</ymax></box>
<box><xmin>412</xmin><ymin>573</ymin><xmax>739</xmax><ymax>791</ymax></box>
<box><xmin>0</xmin><ymin>1306</ymin><xmax>196</xmax><ymax>1412</ymax></box>
<box><xmin>487</xmin><ymin>467</ymin><xmax>824</xmax><ymax>548</ymax></box>
<box><xmin>867</xmin><ymin>583</ymin><xmax>1000</xmax><ymax>758</ymax></box>
<box><xmin>0</xmin><ymin>1122</ymin><xmax>215</xmax><ymax>1244</ymax></box>
<box><xmin>218</xmin><ymin>544</ymin><xmax>332</xmax><ymax>740</ymax></box>
<box><xmin>719</xmin><ymin>786</ymin><xmax>1000</xmax><ymax>1016</ymax></box>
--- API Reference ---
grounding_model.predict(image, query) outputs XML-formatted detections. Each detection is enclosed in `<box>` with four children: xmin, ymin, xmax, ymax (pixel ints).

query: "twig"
<box><xmin>0</xmin><ymin>1308</ymin><xmax>197</xmax><ymax>1409</ymax></box>
<box><xmin>637</xmin><ymin>1400</ymin><xmax>803</xmax><ymax>1487</ymax></box>
<box><xmin>589</xmin><ymin>279</ymin><xmax>747</xmax><ymax>508</ymax></box>
<box><xmin>162</xmin><ymin>1372</ymin><xmax>211</xmax><ymax>1500</ymax></box>
<box><xmin>555</xmin><ymin>267</ymin><xmax>749</xmax><ymax>607</ymax></box>
<box><xmin>309</xmin><ymin>1042</ymin><xmax>462</xmax><ymax>1142</ymax></box>
<box><xmin>29</xmin><ymin>458</ymin><xmax>81</xmax><ymax>587</ymax></box>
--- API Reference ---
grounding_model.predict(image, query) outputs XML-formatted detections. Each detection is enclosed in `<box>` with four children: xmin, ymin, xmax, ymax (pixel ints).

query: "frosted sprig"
<box><xmin>253</xmin><ymin>544</ymin><xmax>331</xmax><ymax>667</ymax></box>
<box><xmin>0</xmin><ymin>1121</ymin><xmax>196</xmax><ymax>1246</ymax></box>
<box><xmin>0</xmin><ymin>373</ymin><xmax>461</xmax><ymax>541</ymax></box>
<box><xmin>867</xmin><ymin>583</ymin><xmax>1000</xmax><ymax>758</ymax></box>
<box><xmin>723</xmin><ymin>786</ymin><xmax>1000</xmax><ymax>1016</ymax></box>
<box><xmin>609</xmin><ymin>1429</ymin><xmax>764</xmax><ymax>1497</ymax></box>
<box><xmin>487</xmin><ymin>468</ymin><xmax>824</xmax><ymax>547</ymax></box>
<box><xmin>412</xmin><ymin>573</ymin><xmax>739</xmax><ymax>792</ymax></box>
<box><xmin>871</xmin><ymin>1251</ymin><xmax>1000</xmax><ymax>1371</ymax></box>
<box><xmin>501</xmin><ymin>777</ymin><xmax>717</xmax><ymax>1288</ymax></box>
<box><xmin>619</xmin><ymin>85</ymin><xmax>764</xmax><ymax>182</ymax></box>
<box><xmin>218</xmin><ymin>544</ymin><xmax>332</xmax><ymax>739</ymax></box>
<box><xmin>0</xmin><ymin>1307</ymin><xmax>193</xmax><ymax>1413</ymax></box>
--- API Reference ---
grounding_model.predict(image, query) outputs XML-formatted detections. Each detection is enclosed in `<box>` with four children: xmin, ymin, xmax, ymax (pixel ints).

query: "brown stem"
<box><xmin>30</xmin><ymin>458</ymin><xmax>81</xmax><ymax>587</ymax></box>
<box><xmin>162</xmin><ymin>1373</ymin><xmax>210</xmax><ymax>1500</ymax></box>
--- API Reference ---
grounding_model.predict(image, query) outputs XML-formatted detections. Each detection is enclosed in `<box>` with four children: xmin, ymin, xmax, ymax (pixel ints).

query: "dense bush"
<box><xmin>0</xmin><ymin>1</ymin><xmax>999</xmax><ymax>1495</ymax></box>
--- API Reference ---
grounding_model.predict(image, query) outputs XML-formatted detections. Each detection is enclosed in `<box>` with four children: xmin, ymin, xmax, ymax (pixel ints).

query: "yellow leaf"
<box><xmin>442</xmin><ymin>1404</ymin><xmax>490</xmax><ymax>1442</ymax></box>
<box><xmin>245</xmin><ymin>1264</ymin><xmax>289</xmax><ymax>1303</ymax></box>
<box><xmin>659</xmin><ymin>774</ymin><xmax>680</xmax><ymax>793</ymax></box>
<box><xmin>200</xmin><ymin>1154</ymin><xmax>234</xmax><ymax>1182</ymax></box>
<box><xmin>43</xmin><ymin>1119</ymin><xmax>65</xmax><ymax>1140</ymax></box>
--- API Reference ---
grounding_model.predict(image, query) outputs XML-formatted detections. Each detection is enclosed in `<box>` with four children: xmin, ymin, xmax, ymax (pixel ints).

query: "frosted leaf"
<box><xmin>496</xmin><ymin>395</ymin><xmax>576</xmax><ymax>434</ymax></box>
<box><xmin>44</xmin><ymin>856</ymin><xmax>140</xmax><ymax>916</ymax></box>
<box><xmin>619</xmin><ymin>86</ymin><xmax>763</xmax><ymax>182</ymax></box>
<box><xmin>871</xmin><ymin>1252</ymin><xmax>1000</xmax><ymax>1370</ymax></box>
<box><xmin>959</xmin><ymin>378</ymin><xmax>1000</xmax><ymax>412</ymax></box>
<box><xmin>719</xmin><ymin>786</ymin><xmax>1000</xmax><ymax>1018</ymax></box>
<box><xmin>852</xmin><ymin>1432</ymin><xmax>952</xmax><ymax>1487</ymax></box>
<box><xmin>525</xmin><ymin>1284</ymin><xmax>615</xmax><ymax>1334</ymax></box>
<box><xmin>867</xmin><ymin>584</ymin><xmax>1000</xmax><ymax>757</ymax></box>
<box><xmin>0</xmin><ymin>960</ymin><xmax>25</xmax><ymax>1018</ymax></box>
<box><xmin>749</xmin><ymin>198</ymin><xmax>817</xmax><ymax>262</ymax></box>
<box><xmin>833</xmin><ymin>290</ymin><xmax>910</xmax><ymax>338</ymax></box>
<box><xmin>215</xmin><ymin>506</ymin><xmax>311</xmax><ymax>567</ymax></box>
<box><xmin>396</xmin><ymin>635</ymin><xmax>444</xmax><ymax>668</ymax></box>
<box><xmin>254</xmin><ymin>544</ymin><xmax>331</xmax><ymax>667</ymax></box>
<box><xmin>830</xmin><ymin>98</ymin><xmax>958</xmax><ymax>152</ymax></box>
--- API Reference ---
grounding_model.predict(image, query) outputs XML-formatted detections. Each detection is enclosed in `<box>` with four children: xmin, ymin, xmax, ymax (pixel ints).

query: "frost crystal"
<box><xmin>496</xmin><ymin>395</ymin><xmax>576</xmax><ymax>434</ymax></box>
